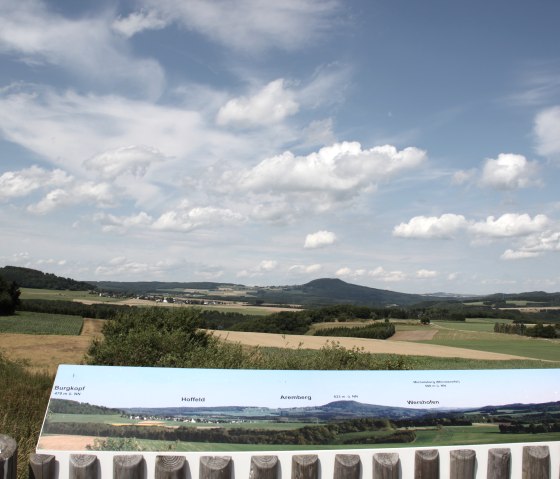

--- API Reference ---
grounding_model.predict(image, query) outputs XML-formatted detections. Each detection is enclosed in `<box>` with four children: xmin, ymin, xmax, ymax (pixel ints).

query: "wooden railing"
<box><xmin>1</xmin><ymin>435</ymin><xmax>558</xmax><ymax>479</ymax></box>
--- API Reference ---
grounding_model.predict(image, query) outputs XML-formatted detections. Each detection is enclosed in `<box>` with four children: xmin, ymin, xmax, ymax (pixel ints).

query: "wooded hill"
<box><xmin>0</xmin><ymin>266</ymin><xmax>94</xmax><ymax>291</ymax></box>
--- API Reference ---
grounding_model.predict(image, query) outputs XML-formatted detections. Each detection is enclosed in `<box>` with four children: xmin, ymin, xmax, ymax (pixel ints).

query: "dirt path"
<box><xmin>210</xmin><ymin>330</ymin><xmax>530</xmax><ymax>360</ymax></box>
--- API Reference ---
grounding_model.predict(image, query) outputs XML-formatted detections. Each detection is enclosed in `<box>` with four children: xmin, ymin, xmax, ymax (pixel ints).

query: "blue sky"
<box><xmin>1</xmin><ymin>0</ymin><xmax>559</xmax><ymax>294</ymax></box>
<box><xmin>51</xmin><ymin>365</ymin><xmax>560</xmax><ymax>409</ymax></box>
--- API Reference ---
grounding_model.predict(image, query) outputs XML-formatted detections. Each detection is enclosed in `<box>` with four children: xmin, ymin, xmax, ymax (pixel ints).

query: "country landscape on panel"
<box><xmin>1</xmin><ymin>1</ymin><xmax>560</xmax><ymax>478</ymax></box>
<box><xmin>37</xmin><ymin>367</ymin><xmax>560</xmax><ymax>452</ymax></box>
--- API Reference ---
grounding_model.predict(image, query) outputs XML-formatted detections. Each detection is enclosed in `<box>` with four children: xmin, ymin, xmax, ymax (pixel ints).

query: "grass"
<box><xmin>0</xmin><ymin>311</ymin><xmax>83</xmax><ymax>335</ymax></box>
<box><xmin>0</xmin><ymin>352</ymin><xmax>53</xmax><ymax>479</ymax></box>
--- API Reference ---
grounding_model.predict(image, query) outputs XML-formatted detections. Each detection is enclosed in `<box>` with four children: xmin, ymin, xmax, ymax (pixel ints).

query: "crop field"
<box><xmin>423</xmin><ymin>323</ymin><xmax>560</xmax><ymax>361</ymax></box>
<box><xmin>0</xmin><ymin>318</ymin><xmax>103</xmax><ymax>373</ymax></box>
<box><xmin>0</xmin><ymin>311</ymin><xmax>83</xmax><ymax>335</ymax></box>
<box><xmin>433</xmin><ymin>318</ymin><xmax>513</xmax><ymax>332</ymax></box>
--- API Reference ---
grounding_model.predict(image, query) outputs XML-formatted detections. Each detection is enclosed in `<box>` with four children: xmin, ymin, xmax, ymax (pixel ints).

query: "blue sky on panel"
<box><xmin>0</xmin><ymin>0</ymin><xmax>559</xmax><ymax>294</ymax></box>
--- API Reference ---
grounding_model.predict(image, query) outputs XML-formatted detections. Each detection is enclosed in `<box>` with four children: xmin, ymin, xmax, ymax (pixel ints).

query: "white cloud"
<box><xmin>237</xmin><ymin>259</ymin><xmax>279</xmax><ymax>278</ymax></box>
<box><xmin>368</xmin><ymin>266</ymin><xmax>407</xmax><ymax>283</ymax></box>
<box><xmin>335</xmin><ymin>267</ymin><xmax>353</xmax><ymax>277</ymax></box>
<box><xmin>139</xmin><ymin>0</ymin><xmax>341</xmax><ymax>52</ymax></box>
<box><xmin>95</xmin><ymin>212</ymin><xmax>154</xmax><ymax>233</ymax></box>
<box><xmin>258</xmin><ymin>260</ymin><xmax>278</xmax><ymax>272</ymax></box>
<box><xmin>84</xmin><ymin>145</ymin><xmax>166</xmax><ymax>179</ymax></box>
<box><xmin>393</xmin><ymin>214</ymin><xmax>468</xmax><ymax>239</ymax></box>
<box><xmin>289</xmin><ymin>264</ymin><xmax>322</xmax><ymax>275</ymax></box>
<box><xmin>0</xmin><ymin>86</ymin><xmax>234</xmax><ymax>175</ymax></box>
<box><xmin>336</xmin><ymin>266</ymin><xmax>407</xmax><ymax>282</ymax></box>
<box><xmin>304</xmin><ymin>230</ymin><xmax>337</xmax><ymax>249</ymax></box>
<box><xmin>0</xmin><ymin>166</ymin><xmax>72</xmax><ymax>200</ymax></box>
<box><xmin>27</xmin><ymin>181</ymin><xmax>114</xmax><ymax>214</ymax></box>
<box><xmin>518</xmin><ymin>230</ymin><xmax>560</xmax><ymax>253</ymax></box>
<box><xmin>416</xmin><ymin>269</ymin><xmax>438</xmax><ymax>279</ymax></box>
<box><xmin>216</xmin><ymin>79</ymin><xmax>299</xmax><ymax>127</ymax></box>
<box><xmin>0</xmin><ymin>0</ymin><xmax>165</xmax><ymax>98</ymax></box>
<box><xmin>469</xmin><ymin>213</ymin><xmax>549</xmax><ymax>238</ymax></box>
<box><xmin>534</xmin><ymin>106</ymin><xmax>560</xmax><ymax>160</ymax></box>
<box><xmin>112</xmin><ymin>10</ymin><xmax>167</xmax><ymax>38</ymax></box>
<box><xmin>152</xmin><ymin>206</ymin><xmax>245</xmax><ymax>232</ymax></box>
<box><xmin>500</xmin><ymin>249</ymin><xmax>542</xmax><ymax>260</ymax></box>
<box><xmin>394</xmin><ymin>213</ymin><xmax>549</xmax><ymax>241</ymax></box>
<box><xmin>452</xmin><ymin>169</ymin><xmax>475</xmax><ymax>185</ymax></box>
<box><xmin>479</xmin><ymin>153</ymin><xmax>540</xmax><ymax>190</ymax></box>
<box><xmin>223</xmin><ymin>142</ymin><xmax>426</xmax><ymax>213</ymax></box>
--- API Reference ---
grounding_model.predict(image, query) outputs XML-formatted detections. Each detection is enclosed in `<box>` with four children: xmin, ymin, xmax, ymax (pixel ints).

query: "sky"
<box><xmin>49</xmin><ymin>365</ymin><xmax>560</xmax><ymax>409</ymax></box>
<box><xmin>1</xmin><ymin>0</ymin><xmax>559</xmax><ymax>295</ymax></box>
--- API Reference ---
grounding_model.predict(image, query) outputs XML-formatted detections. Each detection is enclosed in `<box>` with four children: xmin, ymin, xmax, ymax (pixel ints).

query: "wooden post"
<box><xmin>414</xmin><ymin>449</ymin><xmax>439</xmax><ymax>479</ymax></box>
<box><xmin>522</xmin><ymin>446</ymin><xmax>550</xmax><ymax>479</ymax></box>
<box><xmin>114</xmin><ymin>455</ymin><xmax>144</xmax><ymax>479</ymax></box>
<box><xmin>334</xmin><ymin>454</ymin><xmax>360</xmax><ymax>479</ymax></box>
<box><xmin>69</xmin><ymin>454</ymin><xmax>98</xmax><ymax>479</ymax></box>
<box><xmin>487</xmin><ymin>448</ymin><xmax>510</xmax><ymax>479</ymax></box>
<box><xmin>249</xmin><ymin>456</ymin><xmax>278</xmax><ymax>479</ymax></box>
<box><xmin>199</xmin><ymin>457</ymin><xmax>232</xmax><ymax>479</ymax></box>
<box><xmin>0</xmin><ymin>435</ymin><xmax>17</xmax><ymax>479</ymax></box>
<box><xmin>155</xmin><ymin>456</ymin><xmax>186</xmax><ymax>479</ymax></box>
<box><xmin>291</xmin><ymin>455</ymin><xmax>318</xmax><ymax>479</ymax></box>
<box><xmin>373</xmin><ymin>453</ymin><xmax>399</xmax><ymax>479</ymax></box>
<box><xmin>450</xmin><ymin>450</ymin><xmax>476</xmax><ymax>479</ymax></box>
<box><xmin>29</xmin><ymin>454</ymin><xmax>55</xmax><ymax>479</ymax></box>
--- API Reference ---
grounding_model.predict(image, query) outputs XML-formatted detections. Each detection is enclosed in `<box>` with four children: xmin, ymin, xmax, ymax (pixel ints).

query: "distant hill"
<box><xmin>482</xmin><ymin>291</ymin><xmax>560</xmax><ymax>306</ymax></box>
<box><xmin>252</xmin><ymin>278</ymin><xmax>428</xmax><ymax>307</ymax></box>
<box><xmin>0</xmin><ymin>266</ymin><xmax>94</xmax><ymax>291</ymax></box>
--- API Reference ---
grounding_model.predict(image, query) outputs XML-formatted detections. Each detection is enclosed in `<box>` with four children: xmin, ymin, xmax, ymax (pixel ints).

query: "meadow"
<box><xmin>0</xmin><ymin>311</ymin><xmax>83</xmax><ymax>335</ymax></box>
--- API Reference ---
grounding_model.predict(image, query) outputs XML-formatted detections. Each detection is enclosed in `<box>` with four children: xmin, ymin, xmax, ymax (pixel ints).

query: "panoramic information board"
<box><xmin>37</xmin><ymin>365</ymin><xmax>560</xmax><ymax>452</ymax></box>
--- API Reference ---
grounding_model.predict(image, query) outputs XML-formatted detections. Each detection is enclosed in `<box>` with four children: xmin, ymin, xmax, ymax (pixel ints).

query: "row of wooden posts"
<box><xmin>0</xmin><ymin>436</ymin><xmax>555</xmax><ymax>479</ymax></box>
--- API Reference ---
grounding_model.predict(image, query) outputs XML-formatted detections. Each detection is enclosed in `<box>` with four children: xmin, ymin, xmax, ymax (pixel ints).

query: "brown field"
<box><xmin>0</xmin><ymin>319</ymin><xmax>103</xmax><ymax>373</ymax></box>
<box><xmin>390</xmin><ymin>329</ymin><xmax>438</xmax><ymax>341</ymax></box>
<box><xmin>0</xmin><ymin>317</ymin><xmax>536</xmax><ymax>375</ymax></box>
<box><xmin>209</xmin><ymin>330</ymin><xmax>529</xmax><ymax>360</ymax></box>
<box><xmin>37</xmin><ymin>435</ymin><xmax>99</xmax><ymax>450</ymax></box>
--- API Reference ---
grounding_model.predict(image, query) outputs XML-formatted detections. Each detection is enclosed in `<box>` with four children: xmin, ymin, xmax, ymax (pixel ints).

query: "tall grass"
<box><xmin>0</xmin><ymin>352</ymin><xmax>52</xmax><ymax>479</ymax></box>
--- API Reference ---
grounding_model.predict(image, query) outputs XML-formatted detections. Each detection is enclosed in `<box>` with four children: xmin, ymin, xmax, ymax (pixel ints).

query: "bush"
<box><xmin>0</xmin><ymin>276</ymin><xmax>20</xmax><ymax>316</ymax></box>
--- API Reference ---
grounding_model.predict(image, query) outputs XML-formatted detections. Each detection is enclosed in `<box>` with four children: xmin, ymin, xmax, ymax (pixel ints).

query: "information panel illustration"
<box><xmin>37</xmin><ymin>366</ymin><xmax>560</xmax><ymax>452</ymax></box>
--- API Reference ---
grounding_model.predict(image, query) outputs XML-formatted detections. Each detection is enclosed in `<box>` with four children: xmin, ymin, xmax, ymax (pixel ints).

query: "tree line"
<box><xmin>494</xmin><ymin>322</ymin><xmax>558</xmax><ymax>338</ymax></box>
<box><xmin>0</xmin><ymin>275</ymin><xmax>20</xmax><ymax>315</ymax></box>
<box><xmin>0</xmin><ymin>266</ymin><xmax>93</xmax><ymax>291</ymax></box>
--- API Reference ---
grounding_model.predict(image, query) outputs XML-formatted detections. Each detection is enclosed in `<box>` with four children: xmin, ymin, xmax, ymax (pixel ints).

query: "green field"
<box><xmin>20</xmin><ymin>288</ymin><xmax>119</xmax><ymax>302</ymax></box>
<box><xmin>0</xmin><ymin>311</ymin><xmax>83</xmax><ymax>335</ymax></box>
<box><xmin>427</xmin><ymin>321</ymin><xmax>560</xmax><ymax>361</ymax></box>
<box><xmin>411</xmin><ymin>424</ymin><xmax>560</xmax><ymax>447</ymax></box>
<box><xmin>432</xmin><ymin>318</ymin><xmax>513</xmax><ymax>332</ymax></box>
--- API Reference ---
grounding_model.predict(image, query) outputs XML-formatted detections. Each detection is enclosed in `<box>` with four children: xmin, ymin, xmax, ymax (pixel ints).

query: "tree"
<box><xmin>0</xmin><ymin>276</ymin><xmax>20</xmax><ymax>316</ymax></box>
